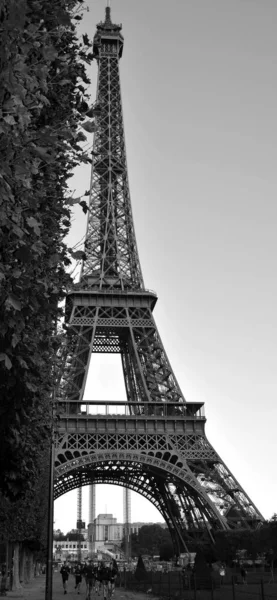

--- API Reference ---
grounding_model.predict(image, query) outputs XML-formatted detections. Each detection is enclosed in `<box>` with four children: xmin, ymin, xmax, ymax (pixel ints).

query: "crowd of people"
<box><xmin>60</xmin><ymin>559</ymin><xmax>118</xmax><ymax>598</ymax></box>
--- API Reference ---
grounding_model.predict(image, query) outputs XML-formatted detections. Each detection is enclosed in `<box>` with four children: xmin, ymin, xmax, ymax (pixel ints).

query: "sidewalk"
<box><xmin>5</xmin><ymin>574</ymin><xmax>45</xmax><ymax>599</ymax></box>
<box><xmin>6</xmin><ymin>572</ymin><xmax>157</xmax><ymax>600</ymax></box>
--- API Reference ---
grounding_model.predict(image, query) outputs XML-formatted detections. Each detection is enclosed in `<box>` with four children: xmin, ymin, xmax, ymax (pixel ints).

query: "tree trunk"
<box><xmin>25</xmin><ymin>550</ymin><xmax>34</xmax><ymax>583</ymax></box>
<box><xmin>19</xmin><ymin>544</ymin><xmax>25</xmax><ymax>585</ymax></box>
<box><xmin>12</xmin><ymin>543</ymin><xmax>21</xmax><ymax>590</ymax></box>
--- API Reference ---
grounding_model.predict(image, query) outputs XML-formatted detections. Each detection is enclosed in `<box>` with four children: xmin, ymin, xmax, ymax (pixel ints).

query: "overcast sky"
<box><xmin>54</xmin><ymin>0</ymin><xmax>277</xmax><ymax>533</ymax></box>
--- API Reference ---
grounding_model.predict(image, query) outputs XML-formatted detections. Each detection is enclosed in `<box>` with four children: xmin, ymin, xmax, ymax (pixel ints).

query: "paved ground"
<box><xmin>4</xmin><ymin>571</ymin><xmax>277</xmax><ymax>600</ymax></box>
<box><xmin>5</xmin><ymin>572</ymin><xmax>157</xmax><ymax>600</ymax></box>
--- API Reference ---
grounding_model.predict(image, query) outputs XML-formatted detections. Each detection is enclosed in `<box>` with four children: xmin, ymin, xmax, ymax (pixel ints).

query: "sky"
<box><xmin>54</xmin><ymin>0</ymin><xmax>277</xmax><ymax>533</ymax></box>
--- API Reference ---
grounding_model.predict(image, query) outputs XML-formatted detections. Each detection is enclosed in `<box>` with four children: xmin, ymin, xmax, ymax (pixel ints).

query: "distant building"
<box><xmin>87</xmin><ymin>513</ymin><xmax>166</xmax><ymax>555</ymax></box>
<box><xmin>53</xmin><ymin>517</ymin><xmax>166</xmax><ymax>561</ymax></box>
<box><xmin>53</xmin><ymin>528</ymin><xmax>88</xmax><ymax>562</ymax></box>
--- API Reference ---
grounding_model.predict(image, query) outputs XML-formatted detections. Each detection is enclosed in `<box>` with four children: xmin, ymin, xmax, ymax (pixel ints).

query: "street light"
<box><xmin>45</xmin><ymin>438</ymin><xmax>54</xmax><ymax>600</ymax></box>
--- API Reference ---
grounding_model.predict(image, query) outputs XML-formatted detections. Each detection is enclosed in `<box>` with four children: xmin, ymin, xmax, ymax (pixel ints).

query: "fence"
<box><xmin>117</xmin><ymin>569</ymin><xmax>277</xmax><ymax>600</ymax></box>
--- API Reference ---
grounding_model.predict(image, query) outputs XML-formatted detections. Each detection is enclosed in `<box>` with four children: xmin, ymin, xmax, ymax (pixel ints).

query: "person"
<box><xmin>240</xmin><ymin>566</ymin><xmax>247</xmax><ymax>584</ymax></box>
<box><xmin>94</xmin><ymin>563</ymin><xmax>102</xmax><ymax>596</ymax></box>
<box><xmin>100</xmin><ymin>560</ymin><xmax>118</xmax><ymax>600</ymax></box>
<box><xmin>60</xmin><ymin>561</ymin><xmax>70</xmax><ymax>595</ymax></box>
<box><xmin>98</xmin><ymin>562</ymin><xmax>110</xmax><ymax>600</ymax></box>
<box><xmin>219</xmin><ymin>565</ymin><xmax>226</xmax><ymax>585</ymax></box>
<box><xmin>109</xmin><ymin>560</ymin><xmax>118</xmax><ymax>598</ymax></box>
<box><xmin>83</xmin><ymin>560</ymin><xmax>96</xmax><ymax>600</ymax></box>
<box><xmin>74</xmin><ymin>563</ymin><xmax>83</xmax><ymax>595</ymax></box>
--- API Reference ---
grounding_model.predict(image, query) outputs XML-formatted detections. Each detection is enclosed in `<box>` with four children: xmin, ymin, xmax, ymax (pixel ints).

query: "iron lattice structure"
<box><xmin>55</xmin><ymin>7</ymin><xmax>263</xmax><ymax>553</ymax></box>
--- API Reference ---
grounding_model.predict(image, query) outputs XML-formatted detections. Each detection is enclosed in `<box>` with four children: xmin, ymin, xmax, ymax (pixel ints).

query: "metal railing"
<box><xmin>57</xmin><ymin>401</ymin><xmax>205</xmax><ymax>419</ymax></box>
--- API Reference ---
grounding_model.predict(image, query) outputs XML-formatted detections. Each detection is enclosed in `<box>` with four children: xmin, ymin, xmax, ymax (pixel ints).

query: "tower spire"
<box><xmin>105</xmin><ymin>3</ymin><xmax>112</xmax><ymax>26</ymax></box>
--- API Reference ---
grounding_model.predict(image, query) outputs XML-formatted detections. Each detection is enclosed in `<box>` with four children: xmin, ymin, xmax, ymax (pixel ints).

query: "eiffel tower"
<box><xmin>54</xmin><ymin>6</ymin><xmax>263</xmax><ymax>553</ymax></box>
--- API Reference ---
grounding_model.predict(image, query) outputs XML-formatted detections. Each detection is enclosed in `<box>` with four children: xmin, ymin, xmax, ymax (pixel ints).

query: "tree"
<box><xmin>0</xmin><ymin>0</ymin><xmax>94</xmax><ymax>500</ymax></box>
<box><xmin>64</xmin><ymin>532</ymin><xmax>85</xmax><ymax>542</ymax></box>
<box><xmin>159</xmin><ymin>541</ymin><xmax>174</xmax><ymax>561</ymax></box>
<box><xmin>135</xmin><ymin>555</ymin><xmax>148</xmax><ymax>581</ymax></box>
<box><xmin>0</xmin><ymin>0</ymin><xmax>95</xmax><ymax>580</ymax></box>
<box><xmin>53</xmin><ymin>531</ymin><xmax>66</xmax><ymax>542</ymax></box>
<box><xmin>122</xmin><ymin>524</ymin><xmax>173</xmax><ymax>559</ymax></box>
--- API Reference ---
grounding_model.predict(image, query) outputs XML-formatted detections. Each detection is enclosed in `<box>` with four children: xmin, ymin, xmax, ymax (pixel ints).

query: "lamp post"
<box><xmin>45</xmin><ymin>438</ymin><xmax>55</xmax><ymax>600</ymax></box>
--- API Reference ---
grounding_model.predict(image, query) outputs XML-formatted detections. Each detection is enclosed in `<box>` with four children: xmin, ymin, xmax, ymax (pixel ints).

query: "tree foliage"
<box><xmin>64</xmin><ymin>532</ymin><xmax>85</xmax><ymax>541</ymax></box>
<box><xmin>125</xmin><ymin>520</ymin><xmax>277</xmax><ymax>565</ymax></box>
<box><xmin>123</xmin><ymin>524</ymin><xmax>173</xmax><ymax>559</ymax></box>
<box><xmin>0</xmin><ymin>444</ymin><xmax>50</xmax><ymax>548</ymax></box>
<box><xmin>211</xmin><ymin>519</ymin><xmax>277</xmax><ymax>565</ymax></box>
<box><xmin>0</xmin><ymin>0</ymin><xmax>94</xmax><ymax>500</ymax></box>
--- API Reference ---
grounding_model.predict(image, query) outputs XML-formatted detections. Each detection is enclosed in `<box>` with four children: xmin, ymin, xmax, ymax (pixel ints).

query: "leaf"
<box><xmin>70</xmin><ymin>250</ymin><xmax>86</xmax><ymax>260</ymax></box>
<box><xmin>12</xmin><ymin>225</ymin><xmax>25</xmax><ymax>238</ymax></box>
<box><xmin>26</xmin><ymin>216</ymin><xmax>41</xmax><ymax>235</ymax></box>
<box><xmin>26</xmin><ymin>382</ymin><xmax>38</xmax><ymax>393</ymax></box>
<box><xmin>12</xmin><ymin>333</ymin><xmax>20</xmax><ymax>348</ymax></box>
<box><xmin>12</xmin><ymin>269</ymin><xmax>22</xmax><ymax>279</ymax></box>
<box><xmin>75</xmin><ymin>131</ymin><xmax>87</xmax><ymax>142</ymax></box>
<box><xmin>79</xmin><ymin>200</ymin><xmax>88</xmax><ymax>214</ymax></box>
<box><xmin>3</xmin><ymin>115</ymin><xmax>16</xmax><ymax>125</ymax></box>
<box><xmin>56</xmin><ymin>9</ymin><xmax>71</xmax><ymax>26</ymax></box>
<box><xmin>17</xmin><ymin>356</ymin><xmax>28</xmax><ymax>369</ymax></box>
<box><xmin>0</xmin><ymin>353</ymin><xmax>12</xmax><ymax>370</ymax></box>
<box><xmin>59</xmin><ymin>79</ymin><xmax>72</xmax><ymax>86</ymax></box>
<box><xmin>82</xmin><ymin>34</ymin><xmax>91</xmax><ymax>46</ymax></box>
<box><xmin>81</xmin><ymin>121</ymin><xmax>96</xmax><ymax>133</ymax></box>
<box><xmin>5</xmin><ymin>294</ymin><xmax>22</xmax><ymax>311</ymax></box>
<box><xmin>32</xmin><ymin>146</ymin><xmax>54</xmax><ymax>163</ymax></box>
<box><xmin>43</xmin><ymin>46</ymin><xmax>58</xmax><ymax>62</ymax></box>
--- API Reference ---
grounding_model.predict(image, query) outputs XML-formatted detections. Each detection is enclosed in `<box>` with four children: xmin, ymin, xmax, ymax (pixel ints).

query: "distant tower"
<box><xmin>88</xmin><ymin>484</ymin><xmax>96</xmax><ymax>554</ymax></box>
<box><xmin>54</xmin><ymin>6</ymin><xmax>264</xmax><ymax>554</ymax></box>
<box><xmin>123</xmin><ymin>488</ymin><xmax>131</xmax><ymax>560</ymax></box>
<box><xmin>88</xmin><ymin>485</ymin><xmax>131</xmax><ymax>556</ymax></box>
<box><xmin>77</xmin><ymin>487</ymin><xmax>82</xmax><ymax>562</ymax></box>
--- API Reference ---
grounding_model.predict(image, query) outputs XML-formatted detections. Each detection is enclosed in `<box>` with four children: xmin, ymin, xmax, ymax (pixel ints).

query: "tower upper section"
<box><xmin>79</xmin><ymin>8</ymin><xmax>144</xmax><ymax>291</ymax></box>
<box><xmin>93</xmin><ymin>6</ymin><xmax>124</xmax><ymax>58</ymax></box>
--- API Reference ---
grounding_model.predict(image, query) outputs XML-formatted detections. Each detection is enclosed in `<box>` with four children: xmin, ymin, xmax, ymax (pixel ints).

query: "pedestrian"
<box><xmin>60</xmin><ymin>561</ymin><xmax>70</xmax><ymax>595</ymax></box>
<box><xmin>94</xmin><ymin>563</ymin><xmax>102</xmax><ymax>596</ymax></box>
<box><xmin>109</xmin><ymin>560</ymin><xmax>118</xmax><ymax>597</ymax></box>
<box><xmin>219</xmin><ymin>564</ymin><xmax>226</xmax><ymax>585</ymax></box>
<box><xmin>98</xmin><ymin>562</ymin><xmax>110</xmax><ymax>600</ymax></box>
<box><xmin>74</xmin><ymin>563</ymin><xmax>82</xmax><ymax>595</ymax></box>
<box><xmin>83</xmin><ymin>560</ymin><xmax>95</xmax><ymax>600</ymax></box>
<box><xmin>240</xmin><ymin>566</ymin><xmax>247</xmax><ymax>584</ymax></box>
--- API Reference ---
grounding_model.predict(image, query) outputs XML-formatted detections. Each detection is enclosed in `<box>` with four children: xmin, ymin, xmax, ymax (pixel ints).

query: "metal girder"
<box><xmin>54</xmin><ymin>6</ymin><xmax>264</xmax><ymax>555</ymax></box>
